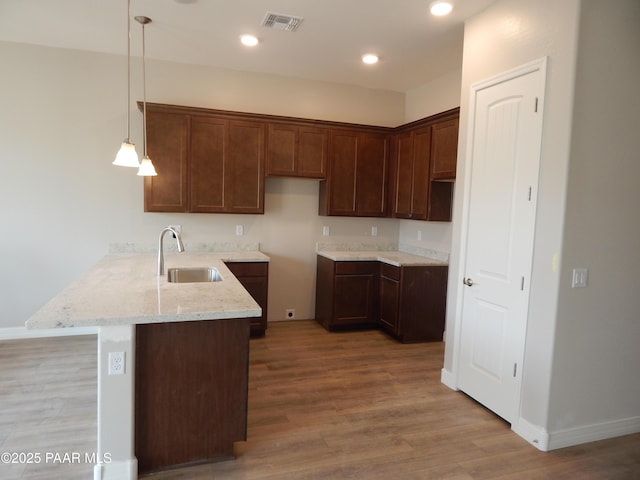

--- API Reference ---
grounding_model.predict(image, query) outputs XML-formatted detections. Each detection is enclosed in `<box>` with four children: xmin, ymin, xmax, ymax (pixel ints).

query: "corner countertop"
<box><xmin>317</xmin><ymin>250</ymin><xmax>448</xmax><ymax>267</ymax></box>
<box><xmin>26</xmin><ymin>251</ymin><xmax>269</xmax><ymax>330</ymax></box>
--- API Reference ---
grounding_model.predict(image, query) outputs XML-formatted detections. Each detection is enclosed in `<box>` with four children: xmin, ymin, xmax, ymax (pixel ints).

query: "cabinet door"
<box><xmin>136</xmin><ymin>320</ymin><xmax>249</xmax><ymax>473</ymax></box>
<box><xmin>392</xmin><ymin>132</ymin><xmax>414</xmax><ymax>218</ymax></box>
<box><xmin>410</xmin><ymin>127</ymin><xmax>432</xmax><ymax>220</ymax></box>
<box><xmin>333</xmin><ymin>271</ymin><xmax>377</xmax><ymax>326</ymax></box>
<box><xmin>190</xmin><ymin>116</ymin><xmax>226</xmax><ymax>213</ymax></box>
<box><xmin>356</xmin><ymin>133</ymin><xmax>389</xmax><ymax>217</ymax></box>
<box><xmin>225</xmin><ymin>262</ymin><xmax>269</xmax><ymax>336</ymax></box>
<box><xmin>430</xmin><ymin>117</ymin><xmax>459</xmax><ymax>180</ymax></box>
<box><xmin>227</xmin><ymin>120</ymin><xmax>265</xmax><ymax>214</ymax></box>
<box><xmin>379</xmin><ymin>266</ymin><xmax>400</xmax><ymax>335</ymax></box>
<box><xmin>298</xmin><ymin>126</ymin><xmax>328</xmax><ymax>178</ymax></box>
<box><xmin>144</xmin><ymin>110</ymin><xmax>189</xmax><ymax>212</ymax></box>
<box><xmin>315</xmin><ymin>255</ymin><xmax>335</xmax><ymax>329</ymax></box>
<box><xmin>399</xmin><ymin>266</ymin><xmax>448</xmax><ymax>342</ymax></box>
<box><xmin>266</xmin><ymin>124</ymin><xmax>297</xmax><ymax>176</ymax></box>
<box><xmin>266</xmin><ymin>124</ymin><xmax>328</xmax><ymax>178</ymax></box>
<box><xmin>325</xmin><ymin>130</ymin><xmax>358</xmax><ymax>215</ymax></box>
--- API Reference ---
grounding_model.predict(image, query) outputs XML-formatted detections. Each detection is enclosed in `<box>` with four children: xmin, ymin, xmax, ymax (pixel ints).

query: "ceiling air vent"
<box><xmin>261</xmin><ymin>12</ymin><xmax>304</xmax><ymax>32</ymax></box>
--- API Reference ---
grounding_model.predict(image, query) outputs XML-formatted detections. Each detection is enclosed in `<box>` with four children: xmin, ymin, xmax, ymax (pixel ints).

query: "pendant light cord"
<box><xmin>125</xmin><ymin>0</ymin><xmax>131</xmax><ymax>141</ymax></box>
<box><xmin>141</xmin><ymin>21</ymin><xmax>148</xmax><ymax>157</ymax></box>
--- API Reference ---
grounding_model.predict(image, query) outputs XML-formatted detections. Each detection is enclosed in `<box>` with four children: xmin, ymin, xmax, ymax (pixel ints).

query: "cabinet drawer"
<box><xmin>380</xmin><ymin>263</ymin><xmax>401</xmax><ymax>281</ymax></box>
<box><xmin>225</xmin><ymin>261</ymin><xmax>268</xmax><ymax>277</ymax></box>
<box><xmin>335</xmin><ymin>261</ymin><xmax>378</xmax><ymax>275</ymax></box>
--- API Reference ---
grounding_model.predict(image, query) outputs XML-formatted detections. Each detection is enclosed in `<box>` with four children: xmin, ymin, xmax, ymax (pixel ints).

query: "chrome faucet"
<box><xmin>158</xmin><ymin>226</ymin><xmax>185</xmax><ymax>276</ymax></box>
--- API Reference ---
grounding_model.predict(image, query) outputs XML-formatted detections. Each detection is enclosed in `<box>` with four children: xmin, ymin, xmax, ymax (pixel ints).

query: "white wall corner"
<box><xmin>512</xmin><ymin>417</ymin><xmax>550</xmax><ymax>451</ymax></box>
<box><xmin>0</xmin><ymin>326</ymin><xmax>98</xmax><ymax>341</ymax></box>
<box><xmin>546</xmin><ymin>416</ymin><xmax>640</xmax><ymax>451</ymax></box>
<box><xmin>440</xmin><ymin>368</ymin><xmax>458</xmax><ymax>390</ymax></box>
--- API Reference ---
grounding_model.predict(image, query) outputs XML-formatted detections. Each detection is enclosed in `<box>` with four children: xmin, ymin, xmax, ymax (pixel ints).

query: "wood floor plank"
<box><xmin>1</xmin><ymin>321</ymin><xmax>639</xmax><ymax>479</ymax></box>
<box><xmin>0</xmin><ymin>334</ymin><xmax>97</xmax><ymax>480</ymax></box>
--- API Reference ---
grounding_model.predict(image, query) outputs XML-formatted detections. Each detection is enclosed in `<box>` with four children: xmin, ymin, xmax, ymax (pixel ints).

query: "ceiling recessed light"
<box><xmin>240</xmin><ymin>34</ymin><xmax>259</xmax><ymax>47</ymax></box>
<box><xmin>430</xmin><ymin>1</ymin><xmax>453</xmax><ymax>16</ymax></box>
<box><xmin>362</xmin><ymin>53</ymin><xmax>379</xmax><ymax>65</ymax></box>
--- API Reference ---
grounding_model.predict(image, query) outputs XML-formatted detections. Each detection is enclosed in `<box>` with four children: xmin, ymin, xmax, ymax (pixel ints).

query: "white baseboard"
<box><xmin>547</xmin><ymin>415</ymin><xmax>640</xmax><ymax>450</ymax></box>
<box><xmin>513</xmin><ymin>415</ymin><xmax>640</xmax><ymax>451</ymax></box>
<box><xmin>0</xmin><ymin>326</ymin><xmax>98</xmax><ymax>341</ymax></box>
<box><xmin>440</xmin><ymin>368</ymin><xmax>458</xmax><ymax>390</ymax></box>
<box><xmin>512</xmin><ymin>417</ymin><xmax>550</xmax><ymax>451</ymax></box>
<box><xmin>94</xmin><ymin>458</ymin><xmax>138</xmax><ymax>480</ymax></box>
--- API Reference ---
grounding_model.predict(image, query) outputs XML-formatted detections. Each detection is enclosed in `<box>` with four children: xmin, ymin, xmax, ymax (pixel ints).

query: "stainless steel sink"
<box><xmin>167</xmin><ymin>267</ymin><xmax>223</xmax><ymax>283</ymax></box>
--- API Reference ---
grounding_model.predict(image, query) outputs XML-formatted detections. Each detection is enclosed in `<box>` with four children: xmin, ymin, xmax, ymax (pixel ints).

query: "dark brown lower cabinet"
<box><xmin>135</xmin><ymin>319</ymin><xmax>250</xmax><ymax>475</ymax></box>
<box><xmin>315</xmin><ymin>255</ymin><xmax>379</xmax><ymax>330</ymax></box>
<box><xmin>224</xmin><ymin>261</ymin><xmax>269</xmax><ymax>336</ymax></box>
<box><xmin>379</xmin><ymin>264</ymin><xmax>401</xmax><ymax>334</ymax></box>
<box><xmin>316</xmin><ymin>255</ymin><xmax>448</xmax><ymax>342</ymax></box>
<box><xmin>379</xmin><ymin>263</ymin><xmax>448</xmax><ymax>343</ymax></box>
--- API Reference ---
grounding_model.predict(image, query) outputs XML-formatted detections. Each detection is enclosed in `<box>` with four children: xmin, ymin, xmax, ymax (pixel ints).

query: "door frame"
<box><xmin>445</xmin><ymin>57</ymin><xmax>548</xmax><ymax>431</ymax></box>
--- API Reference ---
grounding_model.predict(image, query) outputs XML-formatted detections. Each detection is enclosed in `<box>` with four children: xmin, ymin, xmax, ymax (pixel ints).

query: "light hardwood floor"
<box><xmin>1</xmin><ymin>321</ymin><xmax>638</xmax><ymax>479</ymax></box>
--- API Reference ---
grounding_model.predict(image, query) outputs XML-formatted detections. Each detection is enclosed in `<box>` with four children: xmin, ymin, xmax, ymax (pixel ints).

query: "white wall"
<box><xmin>443</xmin><ymin>0</ymin><xmax>582</xmax><ymax>435</ymax></box>
<box><xmin>404</xmin><ymin>69</ymin><xmax>462</xmax><ymax>124</ymax></box>
<box><xmin>548</xmin><ymin>0</ymin><xmax>640</xmax><ymax>442</ymax></box>
<box><xmin>0</xmin><ymin>41</ymin><xmax>407</xmax><ymax>328</ymax></box>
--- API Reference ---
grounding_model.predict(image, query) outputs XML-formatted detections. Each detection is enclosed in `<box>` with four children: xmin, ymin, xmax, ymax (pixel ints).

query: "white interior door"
<box><xmin>458</xmin><ymin>61</ymin><xmax>546</xmax><ymax>423</ymax></box>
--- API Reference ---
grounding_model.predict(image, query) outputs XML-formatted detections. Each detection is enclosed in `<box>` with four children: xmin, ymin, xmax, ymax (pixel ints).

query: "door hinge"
<box><xmin>513</xmin><ymin>363</ymin><xmax>518</xmax><ymax>377</ymax></box>
<box><xmin>534</xmin><ymin>97</ymin><xmax>539</xmax><ymax>112</ymax></box>
<box><xmin>521</xmin><ymin>276</ymin><xmax>525</xmax><ymax>291</ymax></box>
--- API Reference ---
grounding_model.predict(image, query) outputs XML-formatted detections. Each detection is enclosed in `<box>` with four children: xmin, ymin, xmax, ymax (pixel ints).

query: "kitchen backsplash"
<box><xmin>109</xmin><ymin>241</ymin><xmax>261</xmax><ymax>254</ymax></box>
<box><xmin>316</xmin><ymin>238</ymin><xmax>449</xmax><ymax>262</ymax></box>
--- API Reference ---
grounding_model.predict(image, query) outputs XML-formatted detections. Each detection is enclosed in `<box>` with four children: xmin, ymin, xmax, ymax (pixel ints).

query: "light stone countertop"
<box><xmin>317</xmin><ymin>250</ymin><xmax>448</xmax><ymax>267</ymax></box>
<box><xmin>26</xmin><ymin>251</ymin><xmax>269</xmax><ymax>330</ymax></box>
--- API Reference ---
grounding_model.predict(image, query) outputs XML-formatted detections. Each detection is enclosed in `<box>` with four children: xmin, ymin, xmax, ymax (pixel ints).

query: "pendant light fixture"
<box><xmin>113</xmin><ymin>0</ymin><xmax>140</xmax><ymax>168</ymax></box>
<box><xmin>135</xmin><ymin>15</ymin><xmax>158</xmax><ymax>176</ymax></box>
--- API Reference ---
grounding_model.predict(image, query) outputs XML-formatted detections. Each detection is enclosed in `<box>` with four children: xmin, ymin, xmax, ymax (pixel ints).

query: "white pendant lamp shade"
<box><xmin>113</xmin><ymin>139</ymin><xmax>139</xmax><ymax>167</ymax></box>
<box><xmin>113</xmin><ymin>0</ymin><xmax>140</xmax><ymax>168</ymax></box>
<box><xmin>137</xmin><ymin>156</ymin><xmax>157</xmax><ymax>176</ymax></box>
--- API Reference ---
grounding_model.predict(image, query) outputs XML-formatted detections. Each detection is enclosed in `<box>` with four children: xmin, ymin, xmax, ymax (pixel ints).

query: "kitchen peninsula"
<box><xmin>26</xmin><ymin>249</ymin><xmax>268</xmax><ymax>480</ymax></box>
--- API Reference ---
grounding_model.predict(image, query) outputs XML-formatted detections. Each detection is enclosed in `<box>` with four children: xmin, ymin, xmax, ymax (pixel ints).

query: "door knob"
<box><xmin>463</xmin><ymin>277</ymin><xmax>475</xmax><ymax>286</ymax></box>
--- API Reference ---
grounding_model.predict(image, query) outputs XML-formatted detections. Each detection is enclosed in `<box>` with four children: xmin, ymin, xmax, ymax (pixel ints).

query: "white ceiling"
<box><xmin>0</xmin><ymin>0</ymin><xmax>497</xmax><ymax>92</ymax></box>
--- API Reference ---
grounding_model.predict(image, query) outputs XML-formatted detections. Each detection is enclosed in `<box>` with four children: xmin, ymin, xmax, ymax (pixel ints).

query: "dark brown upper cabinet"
<box><xmin>266</xmin><ymin>123</ymin><xmax>328</xmax><ymax>178</ymax></box>
<box><xmin>390</xmin><ymin>108</ymin><xmax>459</xmax><ymax>222</ymax></box>
<box><xmin>144</xmin><ymin>110</ymin><xmax>189</xmax><ymax>213</ymax></box>
<box><xmin>143</xmin><ymin>104</ymin><xmax>264</xmax><ymax>214</ymax></box>
<box><xmin>430</xmin><ymin>117</ymin><xmax>459</xmax><ymax>180</ymax></box>
<box><xmin>391</xmin><ymin>126</ymin><xmax>432</xmax><ymax>220</ymax></box>
<box><xmin>318</xmin><ymin>129</ymin><xmax>389</xmax><ymax>217</ymax></box>
<box><xmin>142</xmin><ymin>102</ymin><xmax>457</xmax><ymax>220</ymax></box>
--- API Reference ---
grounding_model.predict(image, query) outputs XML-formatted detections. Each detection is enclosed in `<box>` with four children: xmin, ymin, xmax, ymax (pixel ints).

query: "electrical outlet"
<box><xmin>285</xmin><ymin>309</ymin><xmax>295</xmax><ymax>320</ymax></box>
<box><xmin>235</xmin><ymin>225</ymin><xmax>244</xmax><ymax>236</ymax></box>
<box><xmin>108</xmin><ymin>352</ymin><xmax>125</xmax><ymax>376</ymax></box>
<box><xmin>571</xmin><ymin>268</ymin><xmax>588</xmax><ymax>288</ymax></box>
<box><xmin>417</xmin><ymin>230</ymin><xmax>422</xmax><ymax>241</ymax></box>
<box><xmin>371</xmin><ymin>226</ymin><xmax>378</xmax><ymax>237</ymax></box>
<box><xmin>322</xmin><ymin>226</ymin><xmax>330</xmax><ymax>236</ymax></box>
